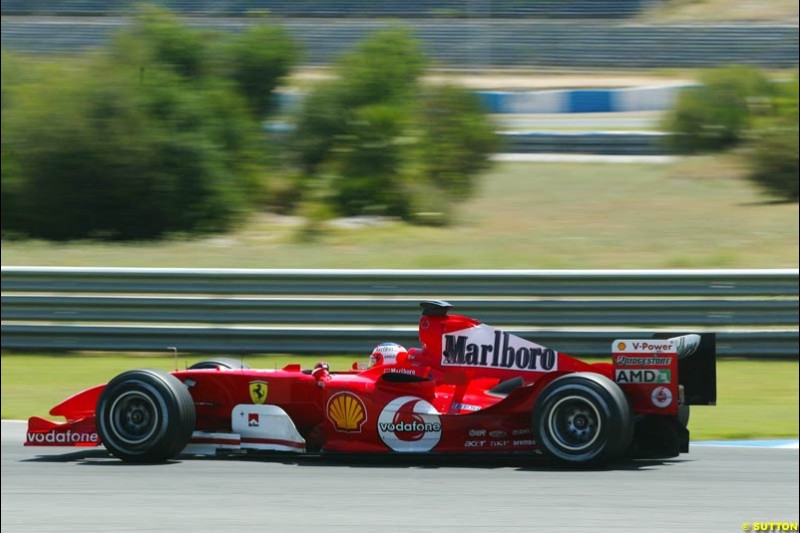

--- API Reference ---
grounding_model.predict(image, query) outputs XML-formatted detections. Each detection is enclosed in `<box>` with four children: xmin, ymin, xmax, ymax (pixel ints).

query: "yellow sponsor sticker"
<box><xmin>327</xmin><ymin>392</ymin><xmax>367</xmax><ymax>433</ymax></box>
<box><xmin>249</xmin><ymin>380</ymin><xmax>268</xmax><ymax>404</ymax></box>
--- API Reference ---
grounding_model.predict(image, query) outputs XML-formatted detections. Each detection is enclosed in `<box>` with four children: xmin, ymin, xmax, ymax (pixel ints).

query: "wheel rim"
<box><xmin>547</xmin><ymin>395</ymin><xmax>602</xmax><ymax>452</ymax></box>
<box><xmin>108</xmin><ymin>391</ymin><xmax>160</xmax><ymax>445</ymax></box>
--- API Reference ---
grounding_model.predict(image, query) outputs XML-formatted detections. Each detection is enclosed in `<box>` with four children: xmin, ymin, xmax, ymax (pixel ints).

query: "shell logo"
<box><xmin>327</xmin><ymin>392</ymin><xmax>367</xmax><ymax>433</ymax></box>
<box><xmin>617</xmin><ymin>342</ymin><xmax>627</xmax><ymax>351</ymax></box>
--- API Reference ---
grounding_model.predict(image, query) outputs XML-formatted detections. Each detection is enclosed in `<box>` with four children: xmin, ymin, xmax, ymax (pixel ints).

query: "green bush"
<box><xmin>110</xmin><ymin>7</ymin><xmax>212</xmax><ymax>81</ymax></box>
<box><xmin>110</xmin><ymin>8</ymin><xmax>298</xmax><ymax>120</ymax></box>
<box><xmin>330</xmin><ymin>104</ymin><xmax>411</xmax><ymax>217</ymax></box>
<box><xmin>223</xmin><ymin>23</ymin><xmax>299</xmax><ymax>115</ymax></box>
<box><xmin>663</xmin><ymin>65</ymin><xmax>798</xmax><ymax>202</ymax></box>
<box><xmin>664</xmin><ymin>66</ymin><xmax>772</xmax><ymax>153</ymax></box>
<box><xmin>1</xmin><ymin>51</ymin><xmax>21</xmax><ymax>234</ymax></box>
<box><xmin>334</xmin><ymin>28</ymin><xmax>425</xmax><ymax>108</ymax></box>
<box><xmin>293</xmin><ymin>29</ymin><xmax>424</xmax><ymax>175</ymax></box>
<box><xmin>416</xmin><ymin>85</ymin><xmax>497</xmax><ymax>200</ymax></box>
<box><xmin>1</xmin><ymin>9</ymin><xmax>296</xmax><ymax>240</ymax></box>
<box><xmin>4</xmin><ymin>66</ymin><xmax>263</xmax><ymax>240</ymax></box>
<box><xmin>745</xmin><ymin>78</ymin><xmax>799</xmax><ymax>201</ymax></box>
<box><xmin>291</xmin><ymin>28</ymin><xmax>496</xmax><ymax>223</ymax></box>
<box><xmin>292</xmin><ymin>84</ymin><xmax>349</xmax><ymax>174</ymax></box>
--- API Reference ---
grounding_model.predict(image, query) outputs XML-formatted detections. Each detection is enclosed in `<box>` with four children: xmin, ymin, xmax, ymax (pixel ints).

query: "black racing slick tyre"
<box><xmin>532</xmin><ymin>372</ymin><xmax>633</xmax><ymax>466</ymax></box>
<box><xmin>96</xmin><ymin>369</ymin><xmax>195</xmax><ymax>463</ymax></box>
<box><xmin>678</xmin><ymin>403</ymin><xmax>690</xmax><ymax>427</ymax></box>
<box><xmin>188</xmin><ymin>357</ymin><xmax>250</xmax><ymax>370</ymax></box>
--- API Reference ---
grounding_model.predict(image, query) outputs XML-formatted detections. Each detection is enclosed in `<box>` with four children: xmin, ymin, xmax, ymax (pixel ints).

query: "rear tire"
<box><xmin>678</xmin><ymin>403</ymin><xmax>690</xmax><ymax>427</ymax></box>
<box><xmin>532</xmin><ymin>372</ymin><xmax>632</xmax><ymax>466</ymax></box>
<box><xmin>96</xmin><ymin>369</ymin><xmax>195</xmax><ymax>463</ymax></box>
<box><xmin>188</xmin><ymin>357</ymin><xmax>250</xmax><ymax>370</ymax></box>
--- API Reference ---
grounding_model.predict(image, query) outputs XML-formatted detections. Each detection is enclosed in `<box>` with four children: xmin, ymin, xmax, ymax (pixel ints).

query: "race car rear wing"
<box><xmin>419</xmin><ymin>300</ymin><xmax>716</xmax><ymax>406</ymax></box>
<box><xmin>653</xmin><ymin>332</ymin><xmax>717</xmax><ymax>406</ymax></box>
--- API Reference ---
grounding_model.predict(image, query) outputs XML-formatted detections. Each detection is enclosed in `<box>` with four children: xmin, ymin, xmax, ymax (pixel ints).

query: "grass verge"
<box><xmin>3</xmin><ymin>157</ymin><xmax>798</xmax><ymax>269</ymax></box>
<box><xmin>2</xmin><ymin>354</ymin><xmax>796</xmax><ymax>441</ymax></box>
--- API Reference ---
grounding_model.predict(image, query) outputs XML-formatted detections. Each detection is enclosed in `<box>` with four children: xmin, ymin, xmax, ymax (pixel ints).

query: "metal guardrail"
<box><xmin>2</xmin><ymin>325</ymin><xmax>796</xmax><ymax>358</ymax></box>
<box><xmin>3</xmin><ymin>296</ymin><xmax>797</xmax><ymax>327</ymax></box>
<box><xmin>501</xmin><ymin>132</ymin><xmax>668</xmax><ymax>155</ymax></box>
<box><xmin>1</xmin><ymin>267</ymin><xmax>798</xmax><ymax>358</ymax></box>
<box><xmin>3</xmin><ymin>267</ymin><xmax>798</xmax><ymax>296</ymax></box>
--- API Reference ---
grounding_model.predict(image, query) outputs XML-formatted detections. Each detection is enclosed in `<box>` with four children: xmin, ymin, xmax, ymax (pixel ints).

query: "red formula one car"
<box><xmin>26</xmin><ymin>301</ymin><xmax>717</xmax><ymax>465</ymax></box>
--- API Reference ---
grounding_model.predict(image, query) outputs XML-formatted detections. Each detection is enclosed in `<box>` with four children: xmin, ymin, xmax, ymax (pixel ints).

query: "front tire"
<box><xmin>532</xmin><ymin>372</ymin><xmax>632</xmax><ymax>466</ymax></box>
<box><xmin>188</xmin><ymin>357</ymin><xmax>250</xmax><ymax>370</ymax></box>
<box><xmin>96</xmin><ymin>369</ymin><xmax>195</xmax><ymax>463</ymax></box>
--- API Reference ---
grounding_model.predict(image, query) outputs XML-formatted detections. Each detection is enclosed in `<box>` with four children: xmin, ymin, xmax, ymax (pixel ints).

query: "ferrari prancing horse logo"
<box><xmin>249</xmin><ymin>380</ymin><xmax>268</xmax><ymax>404</ymax></box>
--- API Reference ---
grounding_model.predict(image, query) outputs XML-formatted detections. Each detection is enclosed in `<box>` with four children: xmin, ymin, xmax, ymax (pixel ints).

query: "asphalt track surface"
<box><xmin>2</xmin><ymin>421</ymin><xmax>797</xmax><ymax>533</ymax></box>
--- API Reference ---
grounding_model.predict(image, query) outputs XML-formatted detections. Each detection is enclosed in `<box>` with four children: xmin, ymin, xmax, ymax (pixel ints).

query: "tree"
<box><xmin>110</xmin><ymin>6</ymin><xmax>212</xmax><ymax>81</ymax></box>
<box><xmin>1</xmin><ymin>9</ymin><xmax>298</xmax><ymax>240</ymax></box>
<box><xmin>291</xmin><ymin>28</ymin><xmax>496</xmax><ymax>223</ymax></box>
<box><xmin>663</xmin><ymin>66</ymin><xmax>772</xmax><ymax>153</ymax></box>
<box><xmin>223</xmin><ymin>23</ymin><xmax>299</xmax><ymax>115</ymax></box>
<box><xmin>417</xmin><ymin>85</ymin><xmax>497</xmax><ymax>200</ymax></box>
<box><xmin>5</xmin><ymin>66</ymin><xmax>263</xmax><ymax>240</ymax></box>
<box><xmin>745</xmin><ymin>77</ymin><xmax>799</xmax><ymax>201</ymax></box>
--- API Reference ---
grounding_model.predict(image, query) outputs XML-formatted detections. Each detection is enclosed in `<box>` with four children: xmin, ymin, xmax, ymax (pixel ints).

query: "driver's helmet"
<box><xmin>369</xmin><ymin>342</ymin><xmax>408</xmax><ymax>367</ymax></box>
